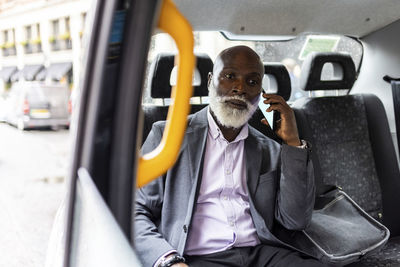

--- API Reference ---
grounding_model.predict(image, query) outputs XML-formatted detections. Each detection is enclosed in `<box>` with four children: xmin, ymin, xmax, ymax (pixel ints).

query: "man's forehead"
<box><xmin>214</xmin><ymin>46</ymin><xmax>264</xmax><ymax>74</ymax></box>
<box><xmin>221</xmin><ymin>66</ymin><xmax>262</xmax><ymax>77</ymax></box>
<box><xmin>216</xmin><ymin>58</ymin><xmax>264</xmax><ymax>77</ymax></box>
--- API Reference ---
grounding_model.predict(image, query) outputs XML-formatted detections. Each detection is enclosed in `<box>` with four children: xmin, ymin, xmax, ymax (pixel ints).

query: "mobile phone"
<box><xmin>258</xmin><ymin>92</ymin><xmax>274</xmax><ymax>130</ymax></box>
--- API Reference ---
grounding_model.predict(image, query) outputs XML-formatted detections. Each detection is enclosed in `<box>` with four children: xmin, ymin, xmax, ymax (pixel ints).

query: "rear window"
<box><xmin>27</xmin><ymin>86</ymin><xmax>47</xmax><ymax>102</ymax></box>
<box><xmin>27</xmin><ymin>85</ymin><xmax>68</xmax><ymax>101</ymax></box>
<box><xmin>143</xmin><ymin>32</ymin><xmax>362</xmax><ymax>104</ymax></box>
<box><xmin>253</xmin><ymin>34</ymin><xmax>362</xmax><ymax>101</ymax></box>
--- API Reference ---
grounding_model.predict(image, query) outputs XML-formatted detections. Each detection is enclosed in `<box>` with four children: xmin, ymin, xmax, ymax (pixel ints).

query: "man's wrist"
<box><xmin>154</xmin><ymin>250</ymin><xmax>178</xmax><ymax>267</ymax></box>
<box><xmin>286</xmin><ymin>138</ymin><xmax>302</xmax><ymax>147</ymax></box>
<box><xmin>158</xmin><ymin>253</ymin><xmax>185</xmax><ymax>267</ymax></box>
<box><xmin>296</xmin><ymin>139</ymin><xmax>308</xmax><ymax>149</ymax></box>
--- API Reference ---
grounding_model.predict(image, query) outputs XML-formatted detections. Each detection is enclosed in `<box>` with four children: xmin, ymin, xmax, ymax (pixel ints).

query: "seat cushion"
<box><xmin>347</xmin><ymin>237</ymin><xmax>400</xmax><ymax>266</ymax></box>
<box><xmin>293</xmin><ymin>95</ymin><xmax>383</xmax><ymax>219</ymax></box>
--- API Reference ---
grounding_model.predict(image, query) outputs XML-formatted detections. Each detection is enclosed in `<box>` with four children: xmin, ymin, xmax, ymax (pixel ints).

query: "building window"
<box><xmin>21</xmin><ymin>24</ymin><xmax>42</xmax><ymax>54</ymax></box>
<box><xmin>31</xmin><ymin>23</ymin><xmax>42</xmax><ymax>53</ymax></box>
<box><xmin>50</xmin><ymin>18</ymin><xmax>71</xmax><ymax>51</ymax></box>
<box><xmin>65</xmin><ymin>17</ymin><xmax>70</xmax><ymax>33</ymax></box>
<box><xmin>1</xmin><ymin>29</ymin><xmax>16</xmax><ymax>57</ymax></box>
<box><xmin>36</xmin><ymin>23</ymin><xmax>40</xmax><ymax>39</ymax></box>
<box><xmin>49</xmin><ymin>19</ymin><xmax>60</xmax><ymax>51</ymax></box>
<box><xmin>26</xmin><ymin>25</ymin><xmax>32</xmax><ymax>40</ymax></box>
<box><xmin>3</xmin><ymin>30</ymin><xmax>8</xmax><ymax>43</ymax></box>
<box><xmin>52</xmin><ymin>19</ymin><xmax>59</xmax><ymax>36</ymax></box>
<box><xmin>22</xmin><ymin>25</ymin><xmax>32</xmax><ymax>53</ymax></box>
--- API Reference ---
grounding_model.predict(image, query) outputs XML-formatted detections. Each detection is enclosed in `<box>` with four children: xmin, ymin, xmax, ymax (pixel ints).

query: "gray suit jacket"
<box><xmin>135</xmin><ymin>107</ymin><xmax>315</xmax><ymax>267</ymax></box>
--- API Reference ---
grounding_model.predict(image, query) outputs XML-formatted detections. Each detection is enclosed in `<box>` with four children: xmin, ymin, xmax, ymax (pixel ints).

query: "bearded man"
<box><xmin>135</xmin><ymin>46</ymin><xmax>324</xmax><ymax>267</ymax></box>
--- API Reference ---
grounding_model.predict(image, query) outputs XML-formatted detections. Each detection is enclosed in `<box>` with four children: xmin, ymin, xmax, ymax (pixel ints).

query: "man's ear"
<box><xmin>207</xmin><ymin>72</ymin><xmax>213</xmax><ymax>89</ymax></box>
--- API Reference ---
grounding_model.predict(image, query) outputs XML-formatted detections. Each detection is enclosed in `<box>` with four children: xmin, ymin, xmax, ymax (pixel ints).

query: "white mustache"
<box><xmin>215</xmin><ymin>95</ymin><xmax>251</xmax><ymax>109</ymax></box>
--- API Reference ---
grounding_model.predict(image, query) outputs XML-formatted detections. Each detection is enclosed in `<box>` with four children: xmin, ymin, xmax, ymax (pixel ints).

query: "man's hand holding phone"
<box><xmin>260</xmin><ymin>92</ymin><xmax>301</xmax><ymax>147</ymax></box>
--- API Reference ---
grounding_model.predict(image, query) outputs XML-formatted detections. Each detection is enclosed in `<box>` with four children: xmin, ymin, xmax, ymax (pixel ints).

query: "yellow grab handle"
<box><xmin>137</xmin><ymin>0</ymin><xmax>195</xmax><ymax>187</ymax></box>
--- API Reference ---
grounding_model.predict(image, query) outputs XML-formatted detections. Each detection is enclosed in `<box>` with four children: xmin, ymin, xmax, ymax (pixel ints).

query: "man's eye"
<box><xmin>249</xmin><ymin>79</ymin><xmax>258</xmax><ymax>86</ymax></box>
<box><xmin>225</xmin><ymin>73</ymin><xmax>234</xmax><ymax>79</ymax></box>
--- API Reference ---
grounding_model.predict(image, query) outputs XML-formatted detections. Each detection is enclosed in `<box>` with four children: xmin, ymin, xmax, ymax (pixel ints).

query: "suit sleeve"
<box><xmin>275</xmin><ymin>143</ymin><xmax>315</xmax><ymax>230</ymax></box>
<box><xmin>134</xmin><ymin>123</ymin><xmax>175</xmax><ymax>267</ymax></box>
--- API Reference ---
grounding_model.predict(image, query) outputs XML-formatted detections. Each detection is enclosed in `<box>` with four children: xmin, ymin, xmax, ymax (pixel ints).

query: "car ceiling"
<box><xmin>174</xmin><ymin>0</ymin><xmax>400</xmax><ymax>39</ymax></box>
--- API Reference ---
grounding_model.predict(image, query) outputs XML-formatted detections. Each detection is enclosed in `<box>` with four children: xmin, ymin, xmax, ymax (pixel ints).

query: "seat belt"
<box><xmin>383</xmin><ymin>75</ymin><xmax>400</xmax><ymax>155</ymax></box>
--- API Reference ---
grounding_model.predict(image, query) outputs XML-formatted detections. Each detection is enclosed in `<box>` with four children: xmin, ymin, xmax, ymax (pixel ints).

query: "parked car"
<box><xmin>5</xmin><ymin>81</ymin><xmax>71</xmax><ymax>130</ymax></box>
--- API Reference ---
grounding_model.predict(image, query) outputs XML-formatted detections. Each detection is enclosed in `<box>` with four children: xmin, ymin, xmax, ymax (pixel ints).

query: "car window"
<box><xmin>27</xmin><ymin>86</ymin><xmax>47</xmax><ymax>102</ymax></box>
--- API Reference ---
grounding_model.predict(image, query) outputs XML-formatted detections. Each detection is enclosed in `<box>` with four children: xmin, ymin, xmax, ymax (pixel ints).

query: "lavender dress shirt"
<box><xmin>184</xmin><ymin>109</ymin><xmax>261</xmax><ymax>255</ymax></box>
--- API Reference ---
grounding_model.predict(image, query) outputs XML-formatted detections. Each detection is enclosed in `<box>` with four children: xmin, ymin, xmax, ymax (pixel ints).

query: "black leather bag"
<box><xmin>276</xmin><ymin>187</ymin><xmax>390</xmax><ymax>266</ymax></box>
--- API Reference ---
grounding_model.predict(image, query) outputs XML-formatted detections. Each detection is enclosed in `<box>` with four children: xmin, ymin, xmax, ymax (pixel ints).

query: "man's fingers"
<box><xmin>263</xmin><ymin>96</ymin><xmax>287</xmax><ymax>107</ymax></box>
<box><xmin>266</xmin><ymin>103</ymin><xmax>285</xmax><ymax>113</ymax></box>
<box><xmin>262</xmin><ymin>93</ymin><xmax>285</xmax><ymax>102</ymax></box>
<box><xmin>263</xmin><ymin>93</ymin><xmax>282</xmax><ymax>98</ymax></box>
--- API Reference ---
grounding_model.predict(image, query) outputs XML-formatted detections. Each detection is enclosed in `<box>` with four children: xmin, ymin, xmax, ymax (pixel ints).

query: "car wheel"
<box><xmin>17</xmin><ymin>119</ymin><xmax>25</xmax><ymax>131</ymax></box>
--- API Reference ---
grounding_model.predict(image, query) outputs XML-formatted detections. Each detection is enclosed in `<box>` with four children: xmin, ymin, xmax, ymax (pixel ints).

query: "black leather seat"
<box><xmin>142</xmin><ymin>53</ymin><xmax>212</xmax><ymax>142</ymax></box>
<box><xmin>292</xmin><ymin>52</ymin><xmax>400</xmax><ymax>266</ymax></box>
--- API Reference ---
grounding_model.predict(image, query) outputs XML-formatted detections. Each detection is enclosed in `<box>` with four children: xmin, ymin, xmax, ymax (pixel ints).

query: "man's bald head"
<box><xmin>213</xmin><ymin>46</ymin><xmax>264</xmax><ymax>77</ymax></box>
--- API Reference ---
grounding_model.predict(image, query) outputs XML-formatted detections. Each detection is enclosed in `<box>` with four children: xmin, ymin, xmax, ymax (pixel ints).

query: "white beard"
<box><xmin>208</xmin><ymin>83</ymin><xmax>259</xmax><ymax>129</ymax></box>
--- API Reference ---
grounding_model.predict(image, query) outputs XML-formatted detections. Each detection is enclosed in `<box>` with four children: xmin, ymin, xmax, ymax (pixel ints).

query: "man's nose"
<box><xmin>232</xmin><ymin>79</ymin><xmax>246</xmax><ymax>95</ymax></box>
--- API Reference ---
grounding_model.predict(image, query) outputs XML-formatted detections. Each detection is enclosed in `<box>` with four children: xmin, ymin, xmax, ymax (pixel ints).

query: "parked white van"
<box><xmin>5</xmin><ymin>81</ymin><xmax>71</xmax><ymax>130</ymax></box>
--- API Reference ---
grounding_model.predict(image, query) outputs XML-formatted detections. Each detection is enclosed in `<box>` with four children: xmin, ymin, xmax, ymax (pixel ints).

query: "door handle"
<box><xmin>137</xmin><ymin>0</ymin><xmax>195</xmax><ymax>187</ymax></box>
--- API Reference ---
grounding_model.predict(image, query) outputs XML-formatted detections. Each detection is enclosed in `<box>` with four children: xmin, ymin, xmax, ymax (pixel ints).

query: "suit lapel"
<box><xmin>186</xmin><ymin>128</ymin><xmax>207</xmax><ymax>183</ymax></box>
<box><xmin>185</xmin><ymin>107</ymin><xmax>208</xmax><ymax>183</ymax></box>
<box><xmin>245</xmin><ymin>130</ymin><xmax>263</xmax><ymax>197</ymax></box>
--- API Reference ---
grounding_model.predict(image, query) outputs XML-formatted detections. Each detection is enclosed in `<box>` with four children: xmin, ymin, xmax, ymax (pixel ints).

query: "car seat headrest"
<box><xmin>264</xmin><ymin>63</ymin><xmax>291</xmax><ymax>101</ymax></box>
<box><xmin>149</xmin><ymin>52</ymin><xmax>213</xmax><ymax>98</ymax></box>
<box><xmin>300</xmin><ymin>52</ymin><xmax>356</xmax><ymax>91</ymax></box>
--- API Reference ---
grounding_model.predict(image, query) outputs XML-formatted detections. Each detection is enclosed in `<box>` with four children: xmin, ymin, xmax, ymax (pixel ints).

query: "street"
<box><xmin>0</xmin><ymin>123</ymin><xmax>70</xmax><ymax>267</ymax></box>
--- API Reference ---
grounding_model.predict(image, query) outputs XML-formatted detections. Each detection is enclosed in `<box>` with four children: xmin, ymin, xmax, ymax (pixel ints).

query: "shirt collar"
<box><xmin>207</xmin><ymin>107</ymin><xmax>248</xmax><ymax>142</ymax></box>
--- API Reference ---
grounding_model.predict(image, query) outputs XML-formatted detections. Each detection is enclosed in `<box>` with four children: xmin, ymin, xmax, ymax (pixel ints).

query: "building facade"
<box><xmin>0</xmin><ymin>0</ymin><xmax>93</xmax><ymax>93</ymax></box>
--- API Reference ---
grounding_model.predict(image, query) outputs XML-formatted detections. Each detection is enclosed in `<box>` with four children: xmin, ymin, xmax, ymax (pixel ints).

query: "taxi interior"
<box><xmin>47</xmin><ymin>0</ymin><xmax>400</xmax><ymax>266</ymax></box>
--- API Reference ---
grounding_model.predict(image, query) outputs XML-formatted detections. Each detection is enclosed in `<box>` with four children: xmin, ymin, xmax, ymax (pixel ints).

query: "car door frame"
<box><xmin>62</xmin><ymin>0</ymin><xmax>161</xmax><ymax>265</ymax></box>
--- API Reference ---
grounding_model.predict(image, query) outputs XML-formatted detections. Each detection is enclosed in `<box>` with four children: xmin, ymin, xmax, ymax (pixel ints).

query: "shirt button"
<box><xmin>223</xmin><ymin>196</ymin><xmax>228</xmax><ymax>200</ymax></box>
<box><xmin>183</xmin><ymin>225</ymin><xmax>188</xmax><ymax>233</ymax></box>
<box><xmin>229</xmin><ymin>221</ymin><xmax>234</xmax><ymax>227</ymax></box>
